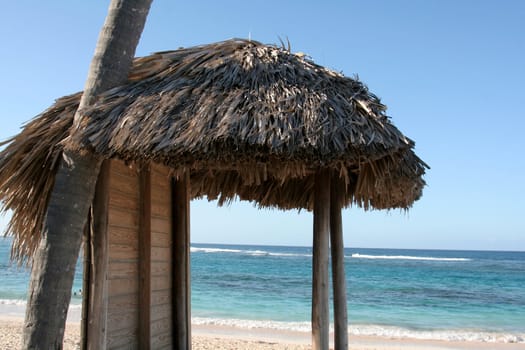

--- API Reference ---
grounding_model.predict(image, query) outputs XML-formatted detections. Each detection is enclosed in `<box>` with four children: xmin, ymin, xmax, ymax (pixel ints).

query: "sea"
<box><xmin>1</xmin><ymin>238</ymin><xmax>524</xmax><ymax>343</ymax></box>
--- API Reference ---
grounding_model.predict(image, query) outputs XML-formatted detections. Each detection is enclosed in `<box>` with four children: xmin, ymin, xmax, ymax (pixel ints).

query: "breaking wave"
<box><xmin>190</xmin><ymin>246</ymin><xmax>311</xmax><ymax>258</ymax></box>
<box><xmin>350</xmin><ymin>253</ymin><xmax>471</xmax><ymax>262</ymax></box>
<box><xmin>192</xmin><ymin>317</ymin><xmax>524</xmax><ymax>343</ymax></box>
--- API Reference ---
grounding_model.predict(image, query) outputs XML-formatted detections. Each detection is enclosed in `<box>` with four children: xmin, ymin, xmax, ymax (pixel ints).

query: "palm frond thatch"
<box><xmin>0</xmin><ymin>93</ymin><xmax>79</xmax><ymax>260</ymax></box>
<box><xmin>0</xmin><ymin>39</ymin><xmax>427</xmax><ymax>261</ymax></box>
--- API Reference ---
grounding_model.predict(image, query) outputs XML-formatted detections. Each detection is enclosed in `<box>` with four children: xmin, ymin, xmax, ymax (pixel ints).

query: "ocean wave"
<box><xmin>192</xmin><ymin>317</ymin><xmax>524</xmax><ymax>343</ymax></box>
<box><xmin>192</xmin><ymin>317</ymin><xmax>311</xmax><ymax>332</ymax></box>
<box><xmin>0</xmin><ymin>299</ymin><xmax>27</xmax><ymax>306</ymax></box>
<box><xmin>0</xmin><ymin>299</ymin><xmax>82</xmax><ymax>308</ymax></box>
<box><xmin>350</xmin><ymin>324</ymin><xmax>524</xmax><ymax>343</ymax></box>
<box><xmin>190</xmin><ymin>247</ymin><xmax>311</xmax><ymax>258</ymax></box>
<box><xmin>190</xmin><ymin>247</ymin><xmax>244</xmax><ymax>254</ymax></box>
<box><xmin>350</xmin><ymin>253</ymin><xmax>471</xmax><ymax>262</ymax></box>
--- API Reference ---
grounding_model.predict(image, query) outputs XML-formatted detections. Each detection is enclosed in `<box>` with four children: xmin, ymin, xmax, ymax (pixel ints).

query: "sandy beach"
<box><xmin>1</xmin><ymin>316</ymin><xmax>523</xmax><ymax>350</ymax></box>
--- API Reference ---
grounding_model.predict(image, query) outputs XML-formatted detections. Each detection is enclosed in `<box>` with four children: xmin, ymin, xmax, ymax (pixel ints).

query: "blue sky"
<box><xmin>1</xmin><ymin>1</ymin><xmax>524</xmax><ymax>250</ymax></box>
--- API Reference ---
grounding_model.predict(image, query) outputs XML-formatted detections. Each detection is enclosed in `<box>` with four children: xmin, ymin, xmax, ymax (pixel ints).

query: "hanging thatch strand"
<box><xmin>0</xmin><ymin>39</ymin><xmax>427</xmax><ymax>261</ymax></box>
<box><xmin>0</xmin><ymin>93</ymin><xmax>79</xmax><ymax>260</ymax></box>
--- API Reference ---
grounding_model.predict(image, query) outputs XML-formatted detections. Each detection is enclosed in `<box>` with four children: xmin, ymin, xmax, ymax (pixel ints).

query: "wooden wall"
<box><xmin>149</xmin><ymin>163</ymin><xmax>173</xmax><ymax>348</ymax></box>
<box><xmin>88</xmin><ymin>160</ymin><xmax>173</xmax><ymax>349</ymax></box>
<box><xmin>107</xmin><ymin>160</ymin><xmax>140</xmax><ymax>349</ymax></box>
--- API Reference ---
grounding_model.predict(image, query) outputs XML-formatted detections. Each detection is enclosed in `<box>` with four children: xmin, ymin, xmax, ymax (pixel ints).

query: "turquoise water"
<box><xmin>0</xmin><ymin>238</ymin><xmax>83</xmax><ymax>304</ymax></box>
<box><xmin>1</xmin><ymin>238</ymin><xmax>524</xmax><ymax>342</ymax></box>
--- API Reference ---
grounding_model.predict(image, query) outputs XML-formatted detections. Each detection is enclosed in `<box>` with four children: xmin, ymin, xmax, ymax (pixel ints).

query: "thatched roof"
<box><xmin>1</xmin><ymin>39</ymin><xmax>427</xmax><ymax>260</ymax></box>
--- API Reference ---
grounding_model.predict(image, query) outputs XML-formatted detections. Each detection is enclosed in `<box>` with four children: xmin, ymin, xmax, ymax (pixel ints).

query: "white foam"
<box><xmin>350</xmin><ymin>253</ymin><xmax>471</xmax><ymax>262</ymax></box>
<box><xmin>350</xmin><ymin>324</ymin><xmax>524</xmax><ymax>343</ymax></box>
<box><xmin>0</xmin><ymin>299</ymin><xmax>26</xmax><ymax>306</ymax></box>
<box><xmin>192</xmin><ymin>317</ymin><xmax>312</xmax><ymax>332</ymax></box>
<box><xmin>0</xmin><ymin>299</ymin><xmax>82</xmax><ymax>308</ymax></box>
<box><xmin>191</xmin><ymin>317</ymin><xmax>524</xmax><ymax>343</ymax></box>
<box><xmin>190</xmin><ymin>247</ymin><xmax>243</xmax><ymax>254</ymax></box>
<box><xmin>268</xmin><ymin>252</ymin><xmax>312</xmax><ymax>258</ymax></box>
<box><xmin>190</xmin><ymin>246</ymin><xmax>312</xmax><ymax>258</ymax></box>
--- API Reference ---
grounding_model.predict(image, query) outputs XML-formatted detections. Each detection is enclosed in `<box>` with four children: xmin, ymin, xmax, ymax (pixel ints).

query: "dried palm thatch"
<box><xmin>1</xmin><ymin>39</ymin><xmax>427</xmax><ymax>261</ymax></box>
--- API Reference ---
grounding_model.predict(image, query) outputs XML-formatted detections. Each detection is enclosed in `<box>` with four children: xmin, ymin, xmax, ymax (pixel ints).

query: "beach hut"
<box><xmin>0</xmin><ymin>39</ymin><xmax>427</xmax><ymax>349</ymax></box>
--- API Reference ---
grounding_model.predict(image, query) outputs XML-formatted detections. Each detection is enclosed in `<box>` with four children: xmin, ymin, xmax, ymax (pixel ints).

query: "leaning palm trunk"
<box><xmin>23</xmin><ymin>1</ymin><xmax>152</xmax><ymax>348</ymax></box>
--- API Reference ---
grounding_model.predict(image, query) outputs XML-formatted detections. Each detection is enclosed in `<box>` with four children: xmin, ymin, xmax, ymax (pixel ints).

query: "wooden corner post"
<box><xmin>85</xmin><ymin>160</ymin><xmax>110</xmax><ymax>350</ymax></box>
<box><xmin>330</xmin><ymin>175</ymin><xmax>348</xmax><ymax>350</ymax></box>
<box><xmin>312</xmin><ymin>169</ymin><xmax>330</xmax><ymax>350</ymax></box>
<box><xmin>139</xmin><ymin>163</ymin><xmax>152</xmax><ymax>348</ymax></box>
<box><xmin>172</xmin><ymin>172</ymin><xmax>191</xmax><ymax>350</ymax></box>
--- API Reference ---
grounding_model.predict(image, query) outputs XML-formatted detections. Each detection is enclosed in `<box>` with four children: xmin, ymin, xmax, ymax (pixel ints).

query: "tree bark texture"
<box><xmin>23</xmin><ymin>1</ymin><xmax>152</xmax><ymax>348</ymax></box>
<box><xmin>23</xmin><ymin>153</ymin><xmax>101</xmax><ymax>349</ymax></box>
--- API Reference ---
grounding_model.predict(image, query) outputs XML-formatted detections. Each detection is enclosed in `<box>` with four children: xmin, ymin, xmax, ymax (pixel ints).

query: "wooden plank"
<box><xmin>151</xmin><ymin>261</ymin><xmax>171</xmax><ymax>277</ymax></box>
<box><xmin>81</xmin><ymin>219</ymin><xmax>91</xmax><ymax>350</ymax></box>
<box><xmin>108</xmin><ymin>277</ymin><xmax>139</xmax><ymax>297</ymax></box>
<box><xmin>152</xmin><ymin>200</ymin><xmax>171</xmax><ymax>218</ymax></box>
<box><xmin>151</xmin><ymin>290</ymin><xmax>171</xmax><ymax>306</ymax></box>
<box><xmin>152</xmin><ymin>275</ymin><xmax>171</xmax><ymax>291</ymax></box>
<box><xmin>107</xmin><ymin>309</ymin><xmax>139</xmax><ymax>334</ymax></box>
<box><xmin>107</xmin><ymin>293</ymin><xmax>139</xmax><ymax>311</ymax></box>
<box><xmin>330</xmin><ymin>175</ymin><xmax>349</xmax><ymax>350</ymax></box>
<box><xmin>111</xmin><ymin>159</ymin><xmax>138</xmax><ymax>178</ymax></box>
<box><xmin>107</xmin><ymin>307</ymin><xmax>138</xmax><ymax>328</ymax></box>
<box><xmin>152</xmin><ymin>217</ymin><xmax>171</xmax><ymax>235</ymax></box>
<box><xmin>109</xmin><ymin>189</ymin><xmax>139</xmax><ymax>211</ymax></box>
<box><xmin>108</xmin><ymin>208</ymin><xmax>139</xmax><ymax>230</ymax></box>
<box><xmin>106</xmin><ymin>295</ymin><xmax>139</xmax><ymax>338</ymax></box>
<box><xmin>87</xmin><ymin>160</ymin><xmax>110</xmax><ymax>350</ymax></box>
<box><xmin>108</xmin><ymin>261</ymin><xmax>138</xmax><ymax>279</ymax></box>
<box><xmin>109</xmin><ymin>169</ymin><xmax>140</xmax><ymax>198</ymax></box>
<box><xmin>151</xmin><ymin>331</ymin><xmax>173</xmax><ymax>349</ymax></box>
<box><xmin>151</xmin><ymin>177</ymin><xmax>171</xmax><ymax>195</ymax></box>
<box><xmin>106</xmin><ymin>326</ymin><xmax>139</xmax><ymax>349</ymax></box>
<box><xmin>151</xmin><ymin>179</ymin><xmax>171</xmax><ymax>194</ymax></box>
<box><xmin>138</xmin><ymin>163</ymin><xmax>152</xmax><ymax>349</ymax></box>
<box><xmin>312</xmin><ymin>169</ymin><xmax>330</xmax><ymax>350</ymax></box>
<box><xmin>151</xmin><ymin>231</ymin><xmax>172</xmax><ymax>247</ymax></box>
<box><xmin>108</xmin><ymin>225</ymin><xmax>138</xmax><ymax>245</ymax></box>
<box><xmin>151</xmin><ymin>163</ymin><xmax>171</xmax><ymax>184</ymax></box>
<box><xmin>151</xmin><ymin>162</ymin><xmax>170</xmax><ymax>175</ymax></box>
<box><xmin>151</xmin><ymin>246</ymin><xmax>171</xmax><ymax>262</ymax></box>
<box><xmin>108</xmin><ymin>243</ymin><xmax>139</xmax><ymax>261</ymax></box>
<box><xmin>172</xmin><ymin>173</ymin><xmax>191</xmax><ymax>350</ymax></box>
<box><xmin>151</xmin><ymin>319</ymin><xmax>172</xmax><ymax>338</ymax></box>
<box><xmin>151</xmin><ymin>303</ymin><xmax>172</xmax><ymax>322</ymax></box>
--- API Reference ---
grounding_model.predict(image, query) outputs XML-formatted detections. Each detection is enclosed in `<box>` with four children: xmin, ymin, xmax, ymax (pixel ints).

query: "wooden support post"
<box><xmin>81</xmin><ymin>215</ymin><xmax>91</xmax><ymax>350</ymax></box>
<box><xmin>87</xmin><ymin>160</ymin><xmax>110</xmax><ymax>350</ymax></box>
<box><xmin>172</xmin><ymin>172</ymin><xmax>191</xmax><ymax>350</ymax></box>
<box><xmin>139</xmin><ymin>163</ymin><xmax>152</xmax><ymax>349</ymax></box>
<box><xmin>312</xmin><ymin>169</ymin><xmax>330</xmax><ymax>350</ymax></box>
<box><xmin>330</xmin><ymin>175</ymin><xmax>348</xmax><ymax>350</ymax></box>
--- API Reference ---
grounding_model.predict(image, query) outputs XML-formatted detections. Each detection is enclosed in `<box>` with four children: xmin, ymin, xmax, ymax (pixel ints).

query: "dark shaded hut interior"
<box><xmin>0</xmin><ymin>39</ymin><xmax>427</xmax><ymax>349</ymax></box>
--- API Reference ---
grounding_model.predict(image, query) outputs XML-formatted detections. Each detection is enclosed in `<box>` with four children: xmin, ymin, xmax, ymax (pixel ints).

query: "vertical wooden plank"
<box><xmin>330</xmin><ymin>175</ymin><xmax>348</xmax><ymax>350</ymax></box>
<box><xmin>172</xmin><ymin>172</ymin><xmax>191</xmax><ymax>350</ymax></box>
<box><xmin>312</xmin><ymin>169</ymin><xmax>330</xmax><ymax>350</ymax></box>
<box><xmin>81</xmin><ymin>218</ymin><xmax>91</xmax><ymax>350</ymax></box>
<box><xmin>87</xmin><ymin>160</ymin><xmax>110</xmax><ymax>350</ymax></box>
<box><xmin>138</xmin><ymin>163</ymin><xmax>152</xmax><ymax>349</ymax></box>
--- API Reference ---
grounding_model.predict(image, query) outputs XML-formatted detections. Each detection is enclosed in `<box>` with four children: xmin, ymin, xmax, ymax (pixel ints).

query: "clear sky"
<box><xmin>1</xmin><ymin>1</ymin><xmax>524</xmax><ymax>251</ymax></box>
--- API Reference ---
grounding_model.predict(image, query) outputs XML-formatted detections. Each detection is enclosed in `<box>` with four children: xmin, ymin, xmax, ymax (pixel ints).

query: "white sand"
<box><xmin>0</xmin><ymin>304</ymin><xmax>523</xmax><ymax>350</ymax></box>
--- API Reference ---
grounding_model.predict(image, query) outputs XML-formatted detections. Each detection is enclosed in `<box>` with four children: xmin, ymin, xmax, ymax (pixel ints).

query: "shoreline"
<box><xmin>1</xmin><ymin>314</ymin><xmax>524</xmax><ymax>350</ymax></box>
<box><xmin>2</xmin><ymin>301</ymin><xmax>523</xmax><ymax>344</ymax></box>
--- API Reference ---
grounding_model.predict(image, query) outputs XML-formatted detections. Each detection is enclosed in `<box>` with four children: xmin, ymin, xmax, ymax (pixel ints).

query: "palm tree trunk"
<box><xmin>23</xmin><ymin>1</ymin><xmax>152</xmax><ymax>348</ymax></box>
